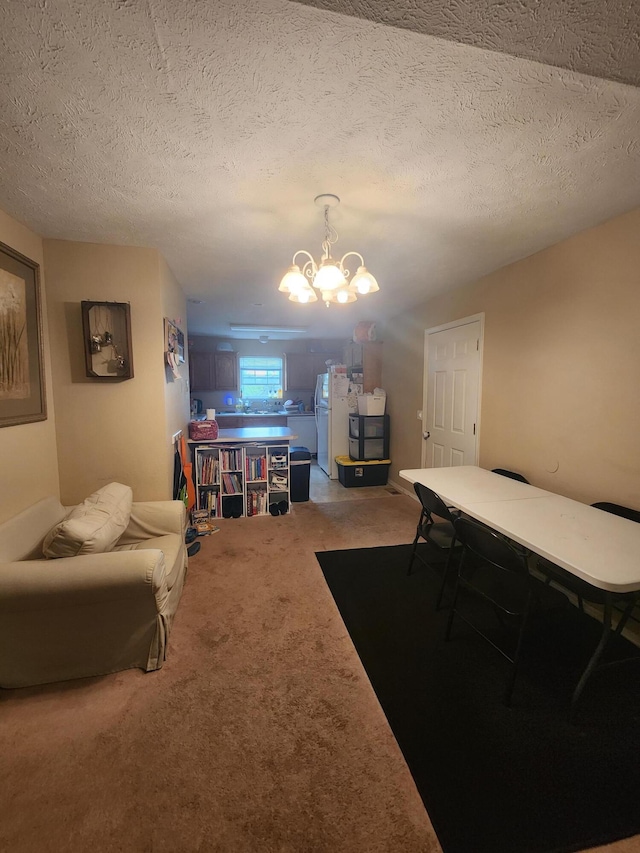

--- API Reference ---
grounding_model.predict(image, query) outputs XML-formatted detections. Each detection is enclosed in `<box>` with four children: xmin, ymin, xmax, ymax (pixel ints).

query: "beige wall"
<box><xmin>0</xmin><ymin>209</ymin><xmax>59</xmax><ymax>523</ymax></box>
<box><xmin>158</xmin><ymin>254</ymin><xmax>190</xmax><ymax>493</ymax></box>
<box><xmin>44</xmin><ymin>240</ymin><xmax>187</xmax><ymax>504</ymax></box>
<box><xmin>384</xmin><ymin>207</ymin><xmax>640</xmax><ymax>508</ymax></box>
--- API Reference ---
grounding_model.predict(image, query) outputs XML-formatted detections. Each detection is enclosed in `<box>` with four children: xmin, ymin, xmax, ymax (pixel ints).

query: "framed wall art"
<box><xmin>0</xmin><ymin>241</ymin><xmax>46</xmax><ymax>427</ymax></box>
<box><xmin>81</xmin><ymin>300</ymin><xmax>134</xmax><ymax>380</ymax></box>
<box><xmin>165</xmin><ymin>318</ymin><xmax>185</xmax><ymax>365</ymax></box>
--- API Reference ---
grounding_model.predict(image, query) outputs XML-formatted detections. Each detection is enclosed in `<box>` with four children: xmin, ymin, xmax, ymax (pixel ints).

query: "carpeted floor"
<box><xmin>0</xmin><ymin>495</ymin><xmax>440</xmax><ymax>853</ymax></box>
<box><xmin>2</xmin><ymin>492</ymin><xmax>640</xmax><ymax>853</ymax></box>
<box><xmin>318</xmin><ymin>543</ymin><xmax>640</xmax><ymax>853</ymax></box>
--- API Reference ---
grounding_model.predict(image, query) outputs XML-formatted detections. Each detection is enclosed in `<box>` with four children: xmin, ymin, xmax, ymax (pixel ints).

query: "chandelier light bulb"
<box><xmin>279</xmin><ymin>265</ymin><xmax>308</xmax><ymax>294</ymax></box>
<box><xmin>350</xmin><ymin>266</ymin><xmax>379</xmax><ymax>295</ymax></box>
<box><xmin>336</xmin><ymin>289</ymin><xmax>349</xmax><ymax>303</ymax></box>
<box><xmin>289</xmin><ymin>285</ymin><xmax>317</xmax><ymax>304</ymax></box>
<box><xmin>314</xmin><ymin>260</ymin><xmax>347</xmax><ymax>292</ymax></box>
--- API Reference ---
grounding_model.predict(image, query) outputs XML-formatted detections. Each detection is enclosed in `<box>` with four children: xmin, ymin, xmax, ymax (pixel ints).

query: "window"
<box><xmin>239</xmin><ymin>357</ymin><xmax>283</xmax><ymax>400</ymax></box>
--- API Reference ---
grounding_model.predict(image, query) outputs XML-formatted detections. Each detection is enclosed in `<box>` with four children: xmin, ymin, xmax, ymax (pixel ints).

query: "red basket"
<box><xmin>188</xmin><ymin>420</ymin><xmax>219</xmax><ymax>440</ymax></box>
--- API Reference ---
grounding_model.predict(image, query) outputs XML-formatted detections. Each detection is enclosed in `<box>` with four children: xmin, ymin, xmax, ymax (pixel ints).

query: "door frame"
<box><xmin>421</xmin><ymin>313</ymin><xmax>485</xmax><ymax>468</ymax></box>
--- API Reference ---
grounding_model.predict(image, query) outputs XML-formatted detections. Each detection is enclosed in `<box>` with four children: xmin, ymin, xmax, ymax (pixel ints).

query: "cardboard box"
<box><xmin>357</xmin><ymin>394</ymin><xmax>386</xmax><ymax>415</ymax></box>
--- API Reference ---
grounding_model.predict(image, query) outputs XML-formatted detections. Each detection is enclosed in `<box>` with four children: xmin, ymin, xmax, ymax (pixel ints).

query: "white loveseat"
<box><xmin>0</xmin><ymin>492</ymin><xmax>188</xmax><ymax>688</ymax></box>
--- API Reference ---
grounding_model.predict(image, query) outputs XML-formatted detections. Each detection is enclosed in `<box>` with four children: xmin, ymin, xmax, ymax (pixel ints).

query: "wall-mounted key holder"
<box><xmin>81</xmin><ymin>300</ymin><xmax>134</xmax><ymax>380</ymax></box>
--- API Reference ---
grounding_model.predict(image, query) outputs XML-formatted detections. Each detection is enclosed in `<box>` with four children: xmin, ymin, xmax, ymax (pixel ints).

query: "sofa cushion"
<box><xmin>42</xmin><ymin>483</ymin><xmax>133</xmax><ymax>559</ymax></box>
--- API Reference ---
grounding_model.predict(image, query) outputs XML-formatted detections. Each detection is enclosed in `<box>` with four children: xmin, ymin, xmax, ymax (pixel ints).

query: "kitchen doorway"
<box><xmin>422</xmin><ymin>314</ymin><xmax>484</xmax><ymax>468</ymax></box>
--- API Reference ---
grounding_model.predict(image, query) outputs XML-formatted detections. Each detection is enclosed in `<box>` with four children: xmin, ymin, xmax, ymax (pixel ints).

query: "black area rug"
<box><xmin>317</xmin><ymin>544</ymin><xmax>640</xmax><ymax>853</ymax></box>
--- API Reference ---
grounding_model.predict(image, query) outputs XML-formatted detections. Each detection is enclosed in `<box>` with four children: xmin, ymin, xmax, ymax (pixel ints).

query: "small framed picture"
<box><xmin>165</xmin><ymin>318</ymin><xmax>185</xmax><ymax>364</ymax></box>
<box><xmin>81</xmin><ymin>300</ymin><xmax>134</xmax><ymax>380</ymax></box>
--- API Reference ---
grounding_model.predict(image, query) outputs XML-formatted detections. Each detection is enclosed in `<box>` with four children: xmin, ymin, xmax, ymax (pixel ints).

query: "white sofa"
<box><xmin>0</xmin><ymin>494</ymin><xmax>188</xmax><ymax>688</ymax></box>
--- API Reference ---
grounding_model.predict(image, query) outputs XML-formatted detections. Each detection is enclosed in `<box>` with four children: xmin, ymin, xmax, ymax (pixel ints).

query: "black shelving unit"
<box><xmin>348</xmin><ymin>414</ymin><xmax>390</xmax><ymax>461</ymax></box>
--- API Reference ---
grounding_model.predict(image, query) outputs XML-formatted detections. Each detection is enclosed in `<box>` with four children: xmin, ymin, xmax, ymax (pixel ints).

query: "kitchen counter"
<box><xmin>189</xmin><ymin>426</ymin><xmax>298</xmax><ymax>444</ymax></box>
<box><xmin>196</xmin><ymin>411</ymin><xmax>315</xmax><ymax>431</ymax></box>
<box><xmin>214</xmin><ymin>411</ymin><xmax>315</xmax><ymax>417</ymax></box>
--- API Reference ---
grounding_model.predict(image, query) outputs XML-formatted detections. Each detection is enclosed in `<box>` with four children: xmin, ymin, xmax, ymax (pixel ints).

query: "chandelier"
<box><xmin>278</xmin><ymin>194</ymin><xmax>380</xmax><ymax>306</ymax></box>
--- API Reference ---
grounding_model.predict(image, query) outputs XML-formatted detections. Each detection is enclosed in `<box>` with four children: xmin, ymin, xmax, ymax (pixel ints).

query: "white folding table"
<box><xmin>400</xmin><ymin>466</ymin><xmax>640</xmax><ymax>707</ymax></box>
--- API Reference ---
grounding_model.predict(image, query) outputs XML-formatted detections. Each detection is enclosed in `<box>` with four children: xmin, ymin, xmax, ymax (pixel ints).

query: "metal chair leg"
<box><xmin>435</xmin><ymin>536</ymin><xmax>457</xmax><ymax>611</ymax></box>
<box><xmin>614</xmin><ymin>597</ymin><xmax>638</xmax><ymax>636</ymax></box>
<box><xmin>407</xmin><ymin>510</ymin><xmax>428</xmax><ymax>576</ymax></box>
<box><xmin>504</xmin><ymin>593</ymin><xmax>533</xmax><ymax>706</ymax></box>
<box><xmin>444</xmin><ymin>561</ymin><xmax>465</xmax><ymax>641</ymax></box>
<box><xmin>407</xmin><ymin>531</ymin><xmax>420</xmax><ymax>576</ymax></box>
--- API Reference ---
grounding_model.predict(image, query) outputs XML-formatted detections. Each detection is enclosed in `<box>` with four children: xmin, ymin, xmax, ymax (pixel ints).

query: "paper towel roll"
<box><xmin>206</xmin><ymin>408</ymin><xmax>216</xmax><ymax>420</ymax></box>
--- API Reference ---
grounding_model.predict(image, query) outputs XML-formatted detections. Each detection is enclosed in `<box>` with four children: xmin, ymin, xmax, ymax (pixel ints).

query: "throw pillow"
<box><xmin>43</xmin><ymin>482</ymin><xmax>133</xmax><ymax>559</ymax></box>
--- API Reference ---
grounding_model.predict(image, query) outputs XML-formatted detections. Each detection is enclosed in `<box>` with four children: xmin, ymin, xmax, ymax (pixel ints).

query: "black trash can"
<box><xmin>290</xmin><ymin>446</ymin><xmax>312</xmax><ymax>502</ymax></box>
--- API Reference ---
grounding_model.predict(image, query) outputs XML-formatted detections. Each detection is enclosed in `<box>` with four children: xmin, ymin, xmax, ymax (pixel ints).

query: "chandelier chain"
<box><xmin>322</xmin><ymin>204</ymin><xmax>339</xmax><ymax>259</ymax></box>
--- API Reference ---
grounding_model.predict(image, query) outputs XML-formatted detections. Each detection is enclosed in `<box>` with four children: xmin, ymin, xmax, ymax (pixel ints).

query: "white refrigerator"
<box><xmin>315</xmin><ymin>370</ymin><xmax>362</xmax><ymax>479</ymax></box>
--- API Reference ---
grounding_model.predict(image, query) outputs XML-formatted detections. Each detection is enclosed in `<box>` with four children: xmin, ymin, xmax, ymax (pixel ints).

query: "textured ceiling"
<box><xmin>1</xmin><ymin>0</ymin><xmax>639</xmax><ymax>341</ymax></box>
<box><xmin>294</xmin><ymin>0</ymin><xmax>640</xmax><ymax>87</ymax></box>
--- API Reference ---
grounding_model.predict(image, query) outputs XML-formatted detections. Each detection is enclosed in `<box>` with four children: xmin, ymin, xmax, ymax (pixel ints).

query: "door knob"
<box><xmin>423</xmin><ymin>431</ymin><xmax>430</xmax><ymax>440</ymax></box>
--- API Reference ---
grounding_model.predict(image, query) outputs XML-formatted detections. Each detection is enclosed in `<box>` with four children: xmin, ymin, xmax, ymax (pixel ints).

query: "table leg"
<box><xmin>570</xmin><ymin>593</ymin><xmax>612</xmax><ymax>713</ymax></box>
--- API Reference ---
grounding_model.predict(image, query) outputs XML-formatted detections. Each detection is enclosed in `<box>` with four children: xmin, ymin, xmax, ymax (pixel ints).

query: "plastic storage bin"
<box><xmin>348</xmin><ymin>414</ymin><xmax>390</xmax><ymax>461</ymax></box>
<box><xmin>335</xmin><ymin>456</ymin><xmax>391</xmax><ymax>488</ymax></box>
<box><xmin>349</xmin><ymin>414</ymin><xmax>387</xmax><ymax>438</ymax></box>
<box><xmin>290</xmin><ymin>446</ymin><xmax>311</xmax><ymax>502</ymax></box>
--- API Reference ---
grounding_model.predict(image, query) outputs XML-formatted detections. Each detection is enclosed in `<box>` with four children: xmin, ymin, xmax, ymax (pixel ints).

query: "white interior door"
<box><xmin>423</xmin><ymin>317</ymin><xmax>483</xmax><ymax>468</ymax></box>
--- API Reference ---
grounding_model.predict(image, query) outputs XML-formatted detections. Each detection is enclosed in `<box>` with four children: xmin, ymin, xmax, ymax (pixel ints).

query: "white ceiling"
<box><xmin>1</xmin><ymin>0</ymin><xmax>639</xmax><ymax>342</ymax></box>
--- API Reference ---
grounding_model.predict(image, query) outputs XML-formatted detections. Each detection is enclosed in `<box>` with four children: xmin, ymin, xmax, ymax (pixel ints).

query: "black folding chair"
<box><xmin>491</xmin><ymin>468</ymin><xmax>530</xmax><ymax>484</ymax></box>
<box><xmin>407</xmin><ymin>482</ymin><xmax>461</xmax><ymax>610</ymax></box>
<box><xmin>445</xmin><ymin>517</ymin><xmax>568</xmax><ymax>706</ymax></box>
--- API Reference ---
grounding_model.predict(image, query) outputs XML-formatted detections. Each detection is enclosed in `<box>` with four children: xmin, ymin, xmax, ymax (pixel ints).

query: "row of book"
<box><xmin>221</xmin><ymin>472</ymin><xmax>243</xmax><ymax>494</ymax></box>
<box><xmin>197</xmin><ymin>488</ymin><xmax>221</xmax><ymax>516</ymax></box>
<box><xmin>197</xmin><ymin>453</ymin><xmax>219</xmax><ymax>485</ymax></box>
<box><xmin>246</xmin><ymin>488</ymin><xmax>269</xmax><ymax>516</ymax></box>
<box><xmin>219</xmin><ymin>448</ymin><xmax>243</xmax><ymax>470</ymax></box>
<box><xmin>246</xmin><ymin>454</ymin><xmax>267</xmax><ymax>481</ymax></box>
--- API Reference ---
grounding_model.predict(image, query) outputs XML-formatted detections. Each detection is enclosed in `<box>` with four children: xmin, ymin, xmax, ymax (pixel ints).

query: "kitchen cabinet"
<box><xmin>189</xmin><ymin>351</ymin><xmax>238</xmax><ymax>391</ymax></box>
<box><xmin>284</xmin><ymin>352</ymin><xmax>340</xmax><ymax>390</ymax></box>
<box><xmin>189</xmin><ymin>352</ymin><xmax>214</xmax><ymax>391</ymax></box>
<box><xmin>342</xmin><ymin>341</ymin><xmax>383</xmax><ymax>393</ymax></box>
<box><xmin>213</xmin><ymin>351</ymin><xmax>238</xmax><ymax>390</ymax></box>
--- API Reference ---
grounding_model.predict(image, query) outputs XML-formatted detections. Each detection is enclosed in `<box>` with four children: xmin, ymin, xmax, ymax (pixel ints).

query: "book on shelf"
<box><xmin>221</xmin><ymin>472</ymin><xmax>243</xmax><ymax>493</ymax></box>
<box><xmin>197</xmin><ymin>452</ymin><xmax>219</xmax><ymax>484</ymax></box>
